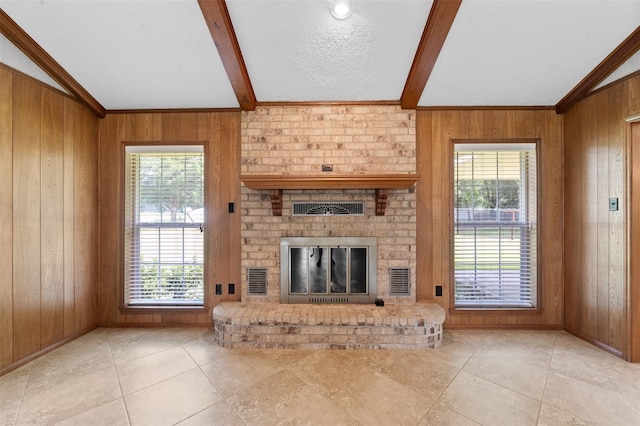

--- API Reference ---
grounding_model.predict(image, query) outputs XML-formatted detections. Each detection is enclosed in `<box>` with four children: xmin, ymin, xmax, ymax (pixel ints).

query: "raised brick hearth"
<box><xmin>213</xmin><ymin>302</ymin><xmax>445</xmax><ymax>350</ymax></box>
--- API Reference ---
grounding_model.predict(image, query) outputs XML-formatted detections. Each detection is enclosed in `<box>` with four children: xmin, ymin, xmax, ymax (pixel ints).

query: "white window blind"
<box><xmin>453</xmin><ymin>143</ymin><xmax>537</xmax><ymax>308</ymax></box>
<box><xmin>124</xmin><ymin>146</ymin><xmax>204</xmax><ymax>306</ymax></box>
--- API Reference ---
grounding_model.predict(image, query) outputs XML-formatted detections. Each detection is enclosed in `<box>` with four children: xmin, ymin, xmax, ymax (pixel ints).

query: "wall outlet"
<box><xmin>435</xmin><ymin>285</ymin><xmax>443</xmax><ymax>297</ymax></box>
<box><xmin>215</xmin><ymin>284</ymin><xmax>222</xmax><ymax>295</ymax></box>
<box><xmin>228</xmin><ymin>283</ymin><xmax>235</xmax><ymax>294</ymax></box>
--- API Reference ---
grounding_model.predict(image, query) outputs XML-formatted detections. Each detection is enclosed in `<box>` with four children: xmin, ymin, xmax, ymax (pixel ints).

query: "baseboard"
<box><xmin>564</xmin><ymin>328</ymin><xmax>624</xmax><ymax>359</ymax></box>
<box><xmin>99</xmin><ymin>322</ymin><xmax>212</xmax><ymax>328</ymax></box>
<box><xmin>443</xmin><ymin>324</ymin><xmax>564</xmax><ymax>330</ymax></box>
<box><xmin>0</xmin><ymin>325</ymin><xmax>98</xmax><ymax>377</ymax></box>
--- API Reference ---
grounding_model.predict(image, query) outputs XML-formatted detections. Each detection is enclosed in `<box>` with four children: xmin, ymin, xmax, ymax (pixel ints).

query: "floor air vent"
<box><xmin>389</xmin><ymin>268</ymin><xmax>410</xmax><ymax>296</ymax></box>
<box><xmin>247</xmin><ymin>268</ymin><xmax>267</xmax><ymax>295</ymax></box>
<box><xmin>309</xmin><ymin>297</ymin><xmax>349</xmax><ymax>303</ymax></box>
<box><xmin>292</xmin><ymin>202</ymin><xmax>364</xmax><ymax>216</ymax></box>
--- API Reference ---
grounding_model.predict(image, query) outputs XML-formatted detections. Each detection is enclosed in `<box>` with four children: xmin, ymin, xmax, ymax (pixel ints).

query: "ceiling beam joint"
<box><xmin>198</xmin><ymin>0</ymin><xmax>257</xmax><ymax>111</ymax></box>
<box><xmin>0</xmin><ymin>9</ymin><xmax>106</xmax><ymax>118</ymax></box>
<box><xmin>556</xmin><ymin>25</ymin><xmax>640</xmax><ymax>114</ymax></box>
<box><xmin>401</xmin><ymin>0</ymin><xmax>462</xmax><ymax>110</ymax></box>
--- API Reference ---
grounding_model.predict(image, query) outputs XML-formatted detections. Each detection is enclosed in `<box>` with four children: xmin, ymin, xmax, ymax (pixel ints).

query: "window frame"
<box><xmin>119</xmin><ymin>141</ymin><xmax>209</xmax><ymax>314</ymax></box>
<box><xmin>449</xmin><ymin>139</ymin><xmax>541</xmax><ymax>313</ymax></box>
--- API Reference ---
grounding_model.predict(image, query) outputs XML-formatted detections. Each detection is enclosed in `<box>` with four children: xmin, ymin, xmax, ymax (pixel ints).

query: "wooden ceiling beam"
<box><xmin>401</xmin><ymin>0</ymin><xmax>462</xmax><ymax>110</ymax></box>
<box><xmin>198</xmin><ymin>0</ymin><xmax>256</xmax><ymax>111</ymax></box>
<box><xmin>0</xmin><ymin>9</ymin><xmax>106</xmax><ymax>118</ymax></box>
<box><xmin>556</xmin><ymin>26</ymin><xmax>640</xmax><ymax>114</ymax></box>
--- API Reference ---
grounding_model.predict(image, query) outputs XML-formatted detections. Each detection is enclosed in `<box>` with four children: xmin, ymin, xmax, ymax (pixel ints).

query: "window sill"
<box><xmin>119</xmin><ymin>305</ymin><xmax>210</xmax><ymax>315</ymax></box>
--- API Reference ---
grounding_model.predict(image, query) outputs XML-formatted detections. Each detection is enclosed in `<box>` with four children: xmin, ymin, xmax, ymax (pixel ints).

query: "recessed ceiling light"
<box><xmin>331</xmin><ymin>0</ymin><xmax>351</xmax><ymax>20</ymax></box>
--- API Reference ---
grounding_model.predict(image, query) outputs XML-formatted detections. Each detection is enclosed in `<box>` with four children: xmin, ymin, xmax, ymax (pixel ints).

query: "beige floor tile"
<box><xmin>227</xmin><ymin>369</ymin><xmax>359</xmax><ymax>425</ymax></box>
<box><xmin>490</xmin><ymin>330</ymin><xmax>560</xmax><ymax>348</ymax></box>
<box><xmin>290</xmin><ymin>350</ymin><xmax>431</xmax><ymax>424</ymax></box>
<box><xmin>176</xmin><ymin>400</ymin><xmax>245</xmax><ymax>426</ymax></box>
<box><xmin>3</xmin><ymin>327</ymin><xmax>639</xmax><ymax>426</ymax></box>
<box><xmin>180</xmin><ymin>330</ymin><xmax>229</xmax><ymax>366</ymax></box>
<box><xmin>550</xmin><ymin>345</ymin><xmax>640</xmax><ymax>400</ymax></box>
<box><xmin>116</xmin><ymin>346</ymin><xmax>197</xmax><ymax>395</ymax></box>
<box><xmin>475</xmin><ymin>333</ymin><xmax>554</xmax><ymax>370</ymax></box>
<box><xmin>200</xmin><ymin>349</ymin><xmax>285</xmax><ymax>397</ymax></box>
<box><xmin>418</xmin><ymin>401</ymin><xmax>480</xmax><ymax>426</ymax></box>
<box><xmin>437</xmin><ymin>370</ymin><xmax>540</xmax><ymax>426</ymax></box>
<box><xmin>543</xmin><ymin>371</ymin><xmax>640</xmax><ymax>426</ymax></box>
<box><xmin>426</xmin><ymin>331</ymin><xmax>486</xmax><ymax>369</ymax></box>
<box><xmin>463</xmin><ymin>350</ymin><xmax>549</xmax><ymax>400</ymax></box>
<box><xmin>537</xmin><ymin>401</ymin><xmax>595</xmax><ymax>426</ymax></box>
<box><xmin>125</xmin><ymin>367</ymin><xmax>223</xmax><ymax>426</ymax></box>
<box><xmin>25</xmin><ymin>340</ymin><xmax>114</xmax><ymax>394</ymax></box>
<box><xmin>373</xmin><ymin>350</ymin><xmax>460</xmax><ymax>402</ymax></box>
<box><xmin>17</xmin><ymin>366</ymin><xmax>122</xmax><ymax>425</ymax></box>
<box><xmin>55</xmin><ymin>398</ymin><xmax>129</xmax><ymax>426</ymax></box>
<box><xmin>0</xmin><ymin>367</ymin><xmax>30</xmax><ymax>425</ymax></box>
<box><xmin>107</xmin><ymin>328</ymin><xmax>184</xmax><ymax>365</ymax></box>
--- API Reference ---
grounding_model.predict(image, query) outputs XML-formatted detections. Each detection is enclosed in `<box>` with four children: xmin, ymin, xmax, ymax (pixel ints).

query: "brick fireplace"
<box><xmin>212</xmin><ymin>105</ymin><xmax>446</xmax><ymax>349</ymax></box>
<box><xmin>239</xmin><ymin>105</ymin><xmax>418</xmax><ymax>304</ymax></box>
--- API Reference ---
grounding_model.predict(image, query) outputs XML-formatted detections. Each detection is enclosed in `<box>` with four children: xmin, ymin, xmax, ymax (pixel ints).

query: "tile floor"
<box><xmin>1</xmin><ymin>327</ymin><xmax>639</xmax><ymax>425</ymax></box>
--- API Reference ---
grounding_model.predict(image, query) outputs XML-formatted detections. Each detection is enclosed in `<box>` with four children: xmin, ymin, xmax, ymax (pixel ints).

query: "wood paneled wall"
<box><xmin>416</xmin><ymin>109</ymin><xmax>564</xmax><ymax>327</ymax></box>
<box><xmin>564</xmin><ymin>75</ymin><xmax>640</xmax><ymax>358</ymax></box>
<box><xmin>0</xmin><ymin>67</ymin><xmax>99</xmax><ymax>373</ymax></box>
<box><xmin>98</xmin><ymin>112</ymin><xmax>241</xmax><ymax>326</ymax></box>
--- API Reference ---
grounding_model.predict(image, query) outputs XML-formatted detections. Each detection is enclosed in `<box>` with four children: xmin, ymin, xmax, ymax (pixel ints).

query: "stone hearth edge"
<box><xmin>213</xmin><ymin>302</ymin><xmax>445</xmax><ymax>350</ymax></box>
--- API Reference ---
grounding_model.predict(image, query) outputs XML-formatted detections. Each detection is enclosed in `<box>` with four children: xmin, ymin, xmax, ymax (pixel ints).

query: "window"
<box><xmin>453</xmin><ymin>142</ymin><xmax>537</xmax><ymax>308</ymax></box>
<box><xmin>124</xmin><ymin>145</ymin><xmax>204</xmax><ymax>307</ymax></box>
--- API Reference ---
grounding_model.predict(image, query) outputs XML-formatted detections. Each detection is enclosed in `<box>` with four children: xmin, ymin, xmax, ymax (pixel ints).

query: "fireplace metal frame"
<box><xmin>280</xmin><ymin>237</ymin><xmax>378</xmax><ymax>304</ymax></box>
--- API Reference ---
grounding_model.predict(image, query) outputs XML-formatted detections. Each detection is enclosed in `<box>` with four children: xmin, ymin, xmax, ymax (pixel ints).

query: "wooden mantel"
<box><xmin>240</xmin><ymin>174</ymin><xmax>420</xmax><ymax>216</ymax></box>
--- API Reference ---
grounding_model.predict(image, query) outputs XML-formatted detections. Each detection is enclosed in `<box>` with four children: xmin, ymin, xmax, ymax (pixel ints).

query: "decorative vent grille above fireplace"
<box><xmin>292</xmin><ymin>202</ymin><xmax>364</xmax><ymax>216</ymax></box>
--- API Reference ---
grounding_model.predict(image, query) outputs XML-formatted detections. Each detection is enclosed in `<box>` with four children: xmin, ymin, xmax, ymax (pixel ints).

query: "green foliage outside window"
<box><xmin>139</xmin><ymin>259</ymin><xmax>204</xmax><ymax>301</ymax></box>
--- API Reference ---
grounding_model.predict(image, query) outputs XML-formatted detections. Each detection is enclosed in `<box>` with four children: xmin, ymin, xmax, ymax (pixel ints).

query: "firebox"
<box><xmin>280</xmin><ymin>237</ymin><xmax>377</xmax><ymax>304</ymax></box>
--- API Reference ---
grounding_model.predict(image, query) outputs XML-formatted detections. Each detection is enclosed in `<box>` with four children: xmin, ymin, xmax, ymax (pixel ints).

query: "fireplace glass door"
<box><xmin>289</xmin><ymin>246</ymin><xmax>368</xmax><ymax>296</ymax></box>
<box><xmin>281</xmin><ymin>237</ymin><xmax>377</xmax><ymax>304</ymax></box>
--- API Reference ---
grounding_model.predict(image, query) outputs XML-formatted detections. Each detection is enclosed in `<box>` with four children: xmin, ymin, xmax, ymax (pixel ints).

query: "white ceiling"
<box><xmin>1</xmin><ymin>0</ymin><xmax>639</xmax><ymax>111</ymax></box>
<box><xmin>421</xmin><ymin>0</ymin><xmax>640</xmax><ymax>106</ymax></box>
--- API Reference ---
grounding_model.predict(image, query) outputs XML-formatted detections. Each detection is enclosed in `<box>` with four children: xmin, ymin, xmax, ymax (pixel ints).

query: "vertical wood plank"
<box><xmin>595</xmin><ymin>91</ymin><xmax>610</xmax><ymax>344</ymax></box>
<box><xmin>416</xmin><ymin>110</ymin><xmax>432</xmax><ymax>302</ymax></box>
<box><xmin>607</xmin><ymin>82</ymin><xmax>626</xmax><ymax>351</ymax></box>
<box><xmin>0</xmin><ymin>68</ymin><xmax>14</xmax><ymax>368</ymax></box>
<box><xmin>162</xmin><ymin>112</ymin><xmax>199</xmax><ymax>141</ymax></box>
<box><xmin>131</xmin><ymin>113</ymin><xmax>162</xmax><ymax>141</ymax></box>
<box><xmin>628</xmin><ymin>75</ymin><xmax>640</xmax><ymax>116</ymax></box>
<box><xmin>580</xmin><ymin>96</ymin><xmax>598</xmax><ymax>338</ymax></box>
<box><xmin>540</xmin><ymin>110</ymin><xmax>563</xmax><ymax>325</ymax></box>
<box><xmin>431</xmin><ymin>111</ymin><xmax>445</xmax><ymax>310</ymax></box>
<box><xmin>63</xmin><ymin>98</ymin><xmax>75</xmax><ymax>337</ymax></box>
<box><xmin>12</xmin><ymin>76</ymin><xmax>42</xmax><ymax>360</ymax></box>
<box><xmin>630</xmin><ymin>121</ymin><xmax>640</xmax><ymax>362</ymax></box>
<box><xmin>226</xmin><ymin>112</ymin><xmax>242</xmax><ymax>302</ymax></box>
<box><xmin>74</xmin><ymin>103</ymin><xmax>98</xmax><ymax>332</ymax></box>
<box><xmin>200</xmin><ymin>113</ymin><xmax>221</xmax><ymax>308</ymax></box>
<box><xmin>98</xmin><ymin>115</ymin><xmax>125</xmax><ymax>325</ymax></box>
<box><xmin>40</xmin><ymin>88</ymin><xmax>65</xmax><ymax>346</ymax></box>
